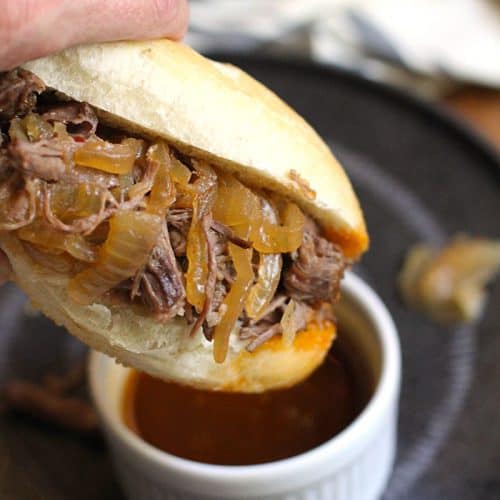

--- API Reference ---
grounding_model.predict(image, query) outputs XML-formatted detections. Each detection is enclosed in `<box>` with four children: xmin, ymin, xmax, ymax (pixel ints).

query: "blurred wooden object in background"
<box><xmin>443</xmin><ymin>89</ymin><xmax>500</xmax><ymax>149</ymax></box>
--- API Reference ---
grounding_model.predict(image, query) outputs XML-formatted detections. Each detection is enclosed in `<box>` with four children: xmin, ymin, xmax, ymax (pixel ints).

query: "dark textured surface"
<box><xmin>0</xmin><ymin>58</ymin><xmax>498</xmax><ymax>499</ymax></box>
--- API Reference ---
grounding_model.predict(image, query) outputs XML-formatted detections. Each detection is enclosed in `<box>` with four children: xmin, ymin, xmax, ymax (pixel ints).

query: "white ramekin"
<box><xmin>88</xmin><ymin>272</ymin><xmax>401</xmax><ymax>500</ymax></box>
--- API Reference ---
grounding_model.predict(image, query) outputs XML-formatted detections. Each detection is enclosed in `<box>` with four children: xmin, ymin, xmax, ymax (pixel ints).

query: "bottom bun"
<box><xmin>1</xmin><ymin>234</ymin><xmax>336</xmax><ymax>392</ymax></box>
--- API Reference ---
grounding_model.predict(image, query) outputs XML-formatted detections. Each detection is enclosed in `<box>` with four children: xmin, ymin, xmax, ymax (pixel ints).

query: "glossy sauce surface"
<box><xmin>122</xmin><ymin>352</ymin><xmax>367</xmax><ymax>465</ymax></box>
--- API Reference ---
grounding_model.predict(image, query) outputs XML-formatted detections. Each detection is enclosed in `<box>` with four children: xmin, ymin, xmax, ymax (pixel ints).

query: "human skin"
<box><xmin>0</xmin><ymin>0</ymin><xmax>189</xmax><ymax>70</ymax></box>
<box><xmin>0</xmin><ymin>0</ymin><xmax>190</xmax><ymax>281</ymax></box>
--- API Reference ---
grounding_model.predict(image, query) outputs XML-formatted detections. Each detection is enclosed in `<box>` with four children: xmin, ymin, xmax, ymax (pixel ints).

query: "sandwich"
<box><xmin>0</xmin><ymin>40</ymin><xmax>368</xmax><ymax>392</ymax></box>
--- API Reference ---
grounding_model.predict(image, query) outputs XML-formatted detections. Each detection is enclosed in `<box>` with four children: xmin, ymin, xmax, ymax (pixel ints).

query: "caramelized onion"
<box><xmin>399</xmin><ymin>237</ymin><xmax>500</xmax><ymax>324</ymax></box>
<box><xmin>252</xmin><ymin>202</ymin><xmax>305</xmax><ymax>254</ymax></box>
<box><xmin>245</xmin><ymin>253</ymin><xmax>282</xmax><ymax>319</ymax></box>
<box><xmin>213</xmin><ymin>174</ymin><xmax>260</xmax><ymax>228</ymax></box>
<box><xmin>23</xmin><ymin>242</ymin><xmax>81</xmax><ymax>275</ymax></box>
<box><xmin>214</xmin><ymin>176</ymin><xmax>305</xmax><ymax>253</ymax></box>
<box><xmin>48</xmin><ymin>184</ymin><xmax>76</xmax><ymax>217</ymax></box>
<box><xmin>174</xmin><ymin>183</ymin><xmax>197</xmax><ymax>209</ymax></box>
<box><xmin>280</xmin><ymin>300</ymin><xmax>298</xmax><ymax>346</ymax></box>
<box><xmin>245</xmin><ymin>200</ymin><xmax>282</xmax><ymax>318</ymax></box>
<box><xmin>127</xmin><ymin>138</ymin><xmax>147</xmax><ymax>161</ymax></box>
<box><xmin>213</xmin><ymin>244</ymin><xmax>254</xmax><ymax>363</ymax></box>
<box><xmin>146</xmin><ymin>143</ymin><xmax>176</xmax><ymax>216</ymax></box>
<box><xmin>170</xmin><ymin>156</ymin><xmax>196</xmax><ymax>208</ymax></box>
<box><xmin>23</xmin><ymin>113</ymin><xmax>53</xmax><ymax>141</ymax></box>
<box><xmin>50</xmin><ymin>183</ymin><xmax>103</xmax><ymax>220</ymax></box>
<box><xmin>8</xmin><ymin>118</ymin><xmax>28</xmax><ymax>141</ymax></box>
<box><xmin>185</xmin><ymin>162</ymin><xmax>217</xmax><ymax>312</ymax></box>
<box><xmin>67</xmin><ymin>211</ymin><xmax>162</xmax><ymax>304</ymax></box>
<box><xmin>72</xmin><ymin>184</ymin><xmax>104</xmax><ymax>217</ymax></box>
<box><xmin>85</xmin><ymin>222</ymin><xmax>109</xmax><ymax>245</ymax></box>
<box><xmin>74</xmin><ymin>137</ymin><xmax>142</xmax><ymax>174</ymax></box>
<box><xmin>127</xmin><ymin>153</ymin><xmax>159</xmax><ymax>200</ymax></box>
<box><xmin>63</xmin><ymin>236</ymin><xmax>98</xmax><ymax>262</ymax></box>
<box><xmin>170</xmin><ymin>156</ymin><xmax>192</xmax><ymax>186</ymax></box>
<box><xmin>0</xmin><ymin>176</ymin><xmax>38</xmax><ymax>231</ymax></box>
<box><xmin>53</xmin><ymin>122</ymin><xmax>71</xmax><ymax>141</ymax></box>
<box><xmin>118</xmin><ymin>172</ymin><xmax>135</xmax><ymax>193</ymax></box>
<box><xmin>17</xmin><ymin>220</ymin><xmax>98</xmax><ymax>262</ymax></box>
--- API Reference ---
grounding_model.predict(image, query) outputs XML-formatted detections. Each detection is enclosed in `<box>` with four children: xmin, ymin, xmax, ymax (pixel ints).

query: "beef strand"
<box><xmin>167</xmin><ymin>208</ymin><xmax>191</xmax><ymax>256</ymax></box>
<box><xmin>42</xmin><ymin>102</ymin><xmax>98</xmax><ymax>138</ymax></box>
<box><xmin>211</xmin><ymin>220</ymin><xmax>252</xmax><ymax>249</ymax></box>
<box><xmin>0</xmin><ymin>176</ymin><xmax>38</xmax><ymax>231</ymax></box>
<box><xmin>189</xmin><ymin>215</ymin><xmax>218</xmax><ymax>336</ymax></box>
<box><xmin>283</xmin><ymin>218</ymin><xmax>348</xmax><ymax>303</ymax></box>
<box><xmin>8</xmin><ymin>137</ymin><xmax>72</xmax><ymax>181</ymax></box>
<box><xmin>0</xmin><ymin>69</ymin><xmax>45</xmax><ymax>121</ymax></box>
<box><xmin>139</xmin><ymin>224</ymin><xmax>186</xmax><ymax>319</ymax></box>
<box><xmin>245</xmin><ymin>324</ymin><xmax>282</xmax><ymax>352</ymax></box>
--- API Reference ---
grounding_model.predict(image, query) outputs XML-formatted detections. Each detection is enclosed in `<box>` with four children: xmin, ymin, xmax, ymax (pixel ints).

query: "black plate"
<box><xmin>0</xmin><ymin>58</ymin><xmax>498</xmax><ymax>500</ymax></box>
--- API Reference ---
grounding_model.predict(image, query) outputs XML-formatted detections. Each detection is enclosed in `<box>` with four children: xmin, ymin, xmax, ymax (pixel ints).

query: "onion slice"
<box><xmin>213</xmin><ymin>243</ymin><xmax>254</xmax><ymax>363</ymax></box>
<box><xmin>17</xmin><ymin>220</ymin><xmax>98</xmax><ymax>263</ymax></box>
<box><xmin>245</xmin><ymin>252</ymin><xmax>282</xmax><ymax>319</ymax></box>
<box><xmin>252</xmin><ymin>202</ymin><xmax>305</xmax><ymax>254</ymax></box>
<box><xmin>213</xmin><ymin>174</ymin><xmax>260</xmax><ymax>229</ymax></box>
<box><xmin>74</xmin><ymin>137</ymin><xmax>142</xmax><ymax>174</ymax></box>
<box><xmin>146</xmin><ymin>143</ymin><xmax>176</xmax><ymax>216</ymax></box>
<box><xmin>280</xmin><ymin>300</ymin><xmax>298</xmax><ymax>346</ymax></box>
<box><xmin>67</xmin><ymin>211</ymin><xmax>162</xmax><ymax>304</ymax></box>
<box><xmin>185</xmin><ymin>162</ymin><xmax>217</xmax><ymax>312</ymax></box>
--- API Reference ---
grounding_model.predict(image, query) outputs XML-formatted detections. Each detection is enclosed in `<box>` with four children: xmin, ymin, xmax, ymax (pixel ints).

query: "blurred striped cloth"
<box><xmin>186</xmin><ymin>0</ymin><xmax>500</xmax><ymax>98</ymax></box>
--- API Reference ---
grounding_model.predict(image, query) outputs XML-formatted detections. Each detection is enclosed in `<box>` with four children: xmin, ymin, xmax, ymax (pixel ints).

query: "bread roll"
<box><xmin>0</xmin><ymin>40</ymin><xmax>367</xmax><ymax>392</ymax></box>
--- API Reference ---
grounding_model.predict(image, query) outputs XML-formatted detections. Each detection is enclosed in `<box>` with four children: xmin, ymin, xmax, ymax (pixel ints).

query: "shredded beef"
<box><xmin>211</xmin><ymin>220</ymin><xmax>252</xmax><ymax>249</ymax></box>
<box><xmin>41</xmin><ymin>183</ymin><xmax>115</xmax><ymax>235</ymax></box>
<box><xmin>138</xmin><ymin>226</ymin><xmax>186</xmax><ymax>319</ymax></box>
<box><xmin>8</xmin><ymin>138</ymin><xmax>71</xmax><ymax>181</ymax></box>
<box><xmin>42</xmin><ymin>102</ymin><xmax>98</xmax><ymax>138</ymax></box>
<box><xmin>245</xmin><ymin>295</ymin><xmax>288</xmax><ymax>327</ymax></box>
<box><xmin>189</xmin><ymin>215</ymin><xmax>218</xmax><ymax>336</ymax></box>
<box><xmin>283</xmin><ymin>217</ymin><xmax>348</xmax><ymax>303</ymax></box>
<box><xmin>201</xmin><ymin>228</ymin><xmax>237</xmax><ymax>340</ymax></box>
<box><xmin>240</xmin><ymin>296</ymin><xmax>287</xmax><ymax>341</ymax></box>
<box><xmin>167</xmin><ymin>208</ymin><xmax>191</xmax><ymax>256</ymax></box>
<box><xmin>246</xmin><ymin>324</ymin><xmax>282</xmax><ymax>352</ymax></box>
<box><xmin>0</xmin><ymin>175</ymin><xmax>38</xmax><ymax>230</ymax></box>
<box><xmin>8</xmin><ymin>136</ymin><xmax>118</xmax><ymax>187</ymax></box>
<box><xmin>205</xmin><ymin>281</ymin><xmax>228</xmax><ymax>330</ymax></box>
<box><xmin>0</xmin><ymin>70</ymin><xmax>45</xmax><ymax>121</ymax></box>
<box><xmin>240</xmin><ymin>321</ymin><xmax>274</xmax><ymax>340</ymax></box>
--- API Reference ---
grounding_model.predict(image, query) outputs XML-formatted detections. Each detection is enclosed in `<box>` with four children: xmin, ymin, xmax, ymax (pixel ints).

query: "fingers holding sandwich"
<box><xmin>0</xmin><ymin>0</ymin><xmax>189</xmax><ymax>70</ymax></box>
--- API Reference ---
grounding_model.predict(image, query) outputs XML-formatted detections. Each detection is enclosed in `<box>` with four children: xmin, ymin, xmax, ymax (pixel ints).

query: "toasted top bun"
<box><xmin>0</xmin><ymin>40</ymin><xmax>367</xmax><ymax>392</ymax></box>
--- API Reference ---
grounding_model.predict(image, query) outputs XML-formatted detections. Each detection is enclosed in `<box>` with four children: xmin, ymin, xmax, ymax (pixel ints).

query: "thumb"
<box><xmin>0</xmin><ymin>0</ymin><xmax>189</xmax><ymax>70</ymax></box>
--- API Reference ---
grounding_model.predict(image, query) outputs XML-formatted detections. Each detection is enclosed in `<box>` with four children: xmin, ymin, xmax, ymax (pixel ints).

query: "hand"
<box><xmin>0</xmin><ymin>0</ymin><xmax>189</xmax><ymax>284</ymax></box>
<box><xmin>0</xmin><ymin>0</ymin><xmax>190</xmax><ymax>70</ymax></box>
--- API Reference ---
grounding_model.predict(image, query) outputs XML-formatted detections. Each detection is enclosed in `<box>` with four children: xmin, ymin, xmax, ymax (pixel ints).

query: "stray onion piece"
<box><xmin>399</xmin><ymin>236</ymin><xmax>500</xmax><ymax>325</ymax></box>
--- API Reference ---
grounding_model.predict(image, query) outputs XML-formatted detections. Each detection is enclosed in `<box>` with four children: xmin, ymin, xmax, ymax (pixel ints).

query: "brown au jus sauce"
<box><xmin>122</xmin><ymin>346</ymin><xmax>371</xmax><ymax>466</ymax></box>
